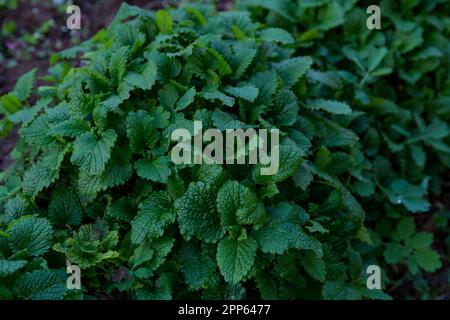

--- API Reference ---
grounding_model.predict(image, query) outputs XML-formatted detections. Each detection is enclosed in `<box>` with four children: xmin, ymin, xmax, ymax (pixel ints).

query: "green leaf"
<box><xmin>299</xmin><ymin>251</ymin><xmax>326</xmax><ymax>282</ymax></box>
<box><xmin>179</xmin><ymin>241</ymin><xmax>216</xmax><ymax>290</ymax></box>
<box><xmin>253</xmin><ymin>203</ymin><xmax>321</xmax><ymax>255</ymax></box>
<box><xmin>1</xmin><ymin>94</ymin><xmax>21</xmax><ymax>115</ymax></box>
<box><xmin>12</xmin><ymin>68</ymin><xmax>37</xmax><ymax>101</ymax></box>
<box><xmin>124</xmin><ymin>60</ymin><xmax>157</xmax><ymax>90</ymax></box>
<box><xmin>71</xmin><ymin>130</ymin><xmax>117</xmax><ymax>175</ymax></box>
<box><xmin>384</xmin><ymin>243</ymin><xmax>404</xmax><ymax>264</ymax></box>
<box><xmin>249</xmin><ymin>70</ymin><xmax>278</xmax><ymax>105</ymax></box>
<box><xmin>23</xmin><ymin>149</ymin><xmax>66</xmax><ymax>196</ymax></box>
<box><xmin>393</xmin><ymin>217</ymin><xmax>416</xmax><ymax>241</ymax></box>
<box><xmin>8</xmin><ymin>98</ymin><xmax>49</xmax><ymax>125</ymax></box>
<box><xmin>14</xmin><ymin>270</ymin><xmax>66</xmax><ymax>300</ymax></box>
<box><xmin>367</xmin><ymin>48</ymin><xmax>388</xmax><ymax>73</ymax></box>
<box><xmin>253</xmin><ymin>139</ymin><xmax>305</xmax><ymax>184</ymax></box>
<box><xmin>156</xmin><ymin>10</ymin><xmax>173</xmax><ymax>34</ymax></box>
<box><xmin>93</xmin><ymin>96</ymin><xmax>124</xmax><ymax>129</ymax></box>
<box><xmin>224</xmin><ymin>85</ymin><xmax>259</xmax><ymax>103</ymax></box>
<box><xmin>212</xmin><ymin>109</ymin><xmax>252</xmax><ymax>130</ymax></box>
<box><xmin>406</xmin><ymin>232</ymin><xmax>433</xmax><ymax>249</ymax></box>
<box><xmin>175</xmin><ymin>182</ymin><xmax>224</xmax><ymax>243</ymax></box>
<box><xmin>274</xmin><ymin>56</ymin><xmax>313</xmax><ymax>87</ymax></box>
<box><xmin>50</xmin><ymin>119</ymin><xmax>90</xmax><ymax>138</ymax></box>
<box><xmin>135</xmin><ymin>273</ymin><xmax>172</xmax><ymax>300</ymax></box>
<box><xmin>388</xmin><ymin>179</ymin><xmax>430</xmax><ymax>213</ymax></box>
<box><xmin>77</xmin><ymin>149</ymin><xmax>133</xmax><ymax>202</ymax></box>
<box><xmin>106</xmin><ymin>196</ymin><xmax>138</xmax><ymax>222</ymax></box>
<box><xmin>159</xmin><ymin>83</ymin><xmax>179</xmax><ymax>111</ymax></box>
<box><xmin>8</xmin><ymin>216</ymin><xmax>53</xmax><ymax>256</ymax></box>
<box><xmin>410</xmin><ymin>145</ymin><xmax>426</xmax><ymax>167</ymax></box>
<box><xmin>322</xmin><ymin>281</ymin><xmax>361</xmax><ymax>300</ymax></box>
<box><xmin>260</xmin><ymin>28</ymin><xmax>294</xmax><ymax>44</ymax></box>
<box><xmin>272</xmin><ymin>88</ymin><xmax>298</xmax><ymax>126</ymax></box>
<box><xmin>127</xmin><ymin>110</ymin><xmax>159</xmax><ymax>153</ymax></box>
<box><xmin>201</xmin><ymin>84</ymin><xmax>235</xmax><ymax>107</ymax></box>
<box><xmin>231</xmin><ymin>47</ymin><xmax>257</xmax><ymax>79</ymax></box>
<box><xmin>176</xmin><ymin>87</ymin><xmax>196</xmax><ymax>112</ymax></box>
<box><xmin>414</xmin><ymin>248</ymin><xmax>442</xmax><ymax>272</ymax></box>
<box><xmin>147</xmin><ymin>237</ymin><xmax>174</xmax><ymax>270</ymax></box>
<box><xmin>109</xmin><ymin>47</ymin><xmax>129</xmax><ymax>84</ymax></box>
<box><xmin>2</xmin><ymin>197</ymin><xmax>30</xmax><ymax>225</ymax></box>
<box><xmin>306</xmin><ymin>99</ymin><xmax>352</xmax><ymax>114</ymax></box>
<box><xmin>53</xmin><ymin>226</ymin><xmax>119</xmax><ymax>268</ymax></box>
<box><xmin>20</xmin><ymin>114</ymin><xmax>56</xmax><ymax>148</ymax></box>
<box><xmin>135</xmin><ymin>156</ymin><xmax>171</xmax><ymax>184</ymax></box>
<box><xmin>0</xmin><ymin>260</ymin><xmax>27</xmax><ymax>277</ymax></box>
<box><xmin>360</xmin><ymin>288</ymin><xmax>393</xmax><ymax>300</ymax></box>
<box><xmin>216</xmin><ymin>180</ymin><xmax>259</xmax><ymax>226</ymax></box>
<box><xmin>217</xmin><ymin>236</ymin><xmax>257</xmax><ymax>284</ymax></box>
<box><xmin>48</xmin><ymin>187</ymin><xmax>83</xmax><ymax>226</ymax></box>
<box><xmin>130</xmin><ymin>243</ymin><xmax>154</xmax><ymax>269</ymax></box>
<box><xmin>131</xmin><ymin>191</ymin><xmax>175</xmax><ymax>244</ymax></box>
<box><xmin>293</xmin><ymin>163</ymin><xmax>314</xmax><ymax>191</ymax></box>
<box><xmin>316</xmin><ymin>2</ymin><xmax>345</xmax><ymax>31</ymax></box>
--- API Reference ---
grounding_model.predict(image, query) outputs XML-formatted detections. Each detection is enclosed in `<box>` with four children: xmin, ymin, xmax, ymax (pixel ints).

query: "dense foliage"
<box><xmin>0</xmin><ymin>1</ymin><xmax>448</xmax><ymax>300</ymax></box>
<box><xmin>239</xmin><ymin>0</ymin><xmax>450</xmax><ymax>297</ymax></box>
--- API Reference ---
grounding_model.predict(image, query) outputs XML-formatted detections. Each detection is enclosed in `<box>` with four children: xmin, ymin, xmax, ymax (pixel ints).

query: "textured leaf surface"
<box><xmin>306</xmin><ymin>99</ymin><xmax>352</xmax><ymax>115</ymax></box>
<box><xmin>8</xmin><ymin>217</ymin><xmax>53</xmax><ymax>256</ymax></box>
<box><xmin>126</xmin><ymin>110</ymin><xmax>159</xmax><ymax>153</ymax></box>
<box><xmin>48</xmin><ymin>187</ymin><xmax>83</xmax><ymax>226</ymax></box>
<box><xmin>274</xmin><ymin>57</ymin><xmax>313</xmax><ymax>86</ymax></box>
<box><xmin>14</xmin><ymin>271</ymin><xmax>66</xmax><ymax>300</ymax></box>
<box><xmin>71</xmin><ymin>130</ymin><xmax>117</xmax><ymax>175</ymax></box>
<box><xmin>135</xmin><ymin>156</ymin><xmax>171</xmax><ymax>183</ymax></box>
<box><xmin>254</xmin><ymin>203</ymin><xmax>321</xmax><ymax>255</ymax></box>
<box><xmin>217</xmin><ymin>236</ymin><xmax>257</xmax><ymax>284</ymax></box>
<box><xmin>260</xmin><ymin>28</ymin><xmax>294</xmax><ymax>44</ymax></box>
<box><xmin>131</xmin><ymin>192</ymin><xmax>175</xmax><ymax>244</ymax></box>
<box><xmin>175</xmin><ymin>182</ymin><xmax>224</xmax><ymax>243</ymax></box>
<box><xmin>12</xmin><ymin>68</ymin><xmax>36</xmax><ymax>101</ymax></box>
<box><xmin>22</xmin><ymin>150</ymin><xmax>66</xmax><ymax>196</ymax></box>
<box><xmin>179</xmin><ymin>242</ymin><xmax>216</xmax><ymax>290</ymax></box>
<box><xmin>216</xmin><ymin>180</ymin><xmax>258</xmax><ymax>226</ymax></box>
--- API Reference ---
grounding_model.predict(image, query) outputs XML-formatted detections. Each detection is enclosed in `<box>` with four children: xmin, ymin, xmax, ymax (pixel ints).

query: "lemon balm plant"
<box><xmin>239</xmin><ymin>0</ymin><xmax>450</xmax><ymax>298</ymax></box>
<box><xmin>0</xmin><ymin>1</ymin><xmax>447</xmax><ymax>300</ymax></box>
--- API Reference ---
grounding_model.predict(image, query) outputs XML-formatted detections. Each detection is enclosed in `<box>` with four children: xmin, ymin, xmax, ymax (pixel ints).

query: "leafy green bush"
<box><xmin>239</xmin><ymin>0</ymin><xmax>450</xmax><ymax>298</ymax></box>
<box><xmin>0</xmin><ymin>1</ymin><xmax>448</xmax><ymax>300</ymax></box>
